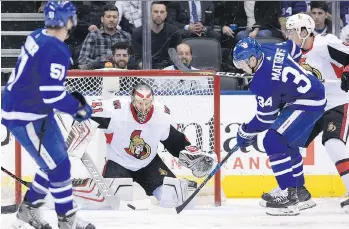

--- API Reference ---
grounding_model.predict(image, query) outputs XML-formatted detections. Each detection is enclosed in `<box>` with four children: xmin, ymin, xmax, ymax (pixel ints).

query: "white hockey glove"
<box><xmin>179</xmin><ymin>146</ymin><xmax>218</xmax><ymax>178</ymax></box>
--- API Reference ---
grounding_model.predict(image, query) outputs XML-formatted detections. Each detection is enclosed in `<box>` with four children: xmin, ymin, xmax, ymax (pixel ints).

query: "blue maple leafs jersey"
<box><xmin>263</xmin><ymin>40</ymin><xmax>302</xmax><ymax>63</ymax></box>
<box><xmin>246</xmin><ymin>41</ymin><xmax>326</xmax><ymax>133</ymax></box>
<box><xmin>1</xmin><ymin>28</ymin><xmax>79</xmax><ymax>127</ymax></box>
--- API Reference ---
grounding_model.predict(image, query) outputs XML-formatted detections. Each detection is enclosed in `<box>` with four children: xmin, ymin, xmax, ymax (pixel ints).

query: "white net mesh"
<box><xmin>65</xmin><ymin>72</ymin><xmax>216</xmax><ymax>153</ymax></box>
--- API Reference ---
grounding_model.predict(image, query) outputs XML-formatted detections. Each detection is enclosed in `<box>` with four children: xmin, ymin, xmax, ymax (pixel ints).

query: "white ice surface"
<box><xmin>1</xmin><ymin>198</ymin><xmax>348</xmax><ymax>229</ymax></box>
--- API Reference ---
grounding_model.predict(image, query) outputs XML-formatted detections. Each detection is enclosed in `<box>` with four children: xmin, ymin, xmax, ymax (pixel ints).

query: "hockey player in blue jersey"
<box><xmin>232</xmin><ymin>37</ymin><xmax>326</xmax><ymax>216</ymax></box>
<box><xmin>1</xmin><ymin>2</ymin><xmax>95</xmax><ymax>229</ymax></box>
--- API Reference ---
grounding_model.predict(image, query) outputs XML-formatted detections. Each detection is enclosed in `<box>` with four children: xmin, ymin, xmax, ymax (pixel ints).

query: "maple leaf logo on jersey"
<box><xmin>125</xmin><ymin>130</ymin><xmax>151</xmax><ymax>160</ymax></box>
<box><xmin>241</xmin><ymin>42</ymin><xmax>248</xmax><ymax>48</ymax></box>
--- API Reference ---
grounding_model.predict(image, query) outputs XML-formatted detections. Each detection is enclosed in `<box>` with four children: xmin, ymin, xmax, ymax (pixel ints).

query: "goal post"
<box><xmin>3</xmin><ymin>70</ymin><xmax>223</xmax><ymax>207</ymax></box>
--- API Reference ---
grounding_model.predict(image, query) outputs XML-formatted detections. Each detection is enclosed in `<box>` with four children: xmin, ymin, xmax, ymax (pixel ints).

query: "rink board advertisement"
<box><xmin>1</xmin><ymin>94</ymin><xmax>346</xmax><ymax>197</ymax></box>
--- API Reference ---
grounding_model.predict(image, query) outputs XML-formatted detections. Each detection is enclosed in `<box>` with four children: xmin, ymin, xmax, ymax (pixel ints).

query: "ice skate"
<box><xmin>58</xmin><ymin>208</ymin><xmax>95</xmax><ymax>229</ymax></box>
<box><xmin>340</xmin><ymin>195</ymin><xmax>349</xmax><ymax>213</ymax></box>
<box><xmin>260</xmin><ymin>186</ymin><xmax>316</xmax><ymax>210</ymax></box>
<box><xmin>265</xmin><ymin>187</ymin><xmax>300</xmax><ymax>216</ymax></box>
<box><xmin>260</xmin><ymin>187</ymin><xmax>283</xmax><ymax>207</ymax></box>
<box><xmin>12</xmin><ymin>200</ymin><xmax>52</xmax><ymax>229</ymax></box>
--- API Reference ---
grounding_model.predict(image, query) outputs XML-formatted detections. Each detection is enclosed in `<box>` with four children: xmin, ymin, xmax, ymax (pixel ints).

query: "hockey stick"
<box><xmin>64</xmin><ymin>119</ymin><xmax>121</xmax><ymax>210</ymax></box>
<box><xmin>175</xmin><ymin>144</ymin><xmax>240</xmax><ymax>214</ymax></box>
<box><xmin>1</xmin><ymin>166</ymin><xmax>31</xmax><ymax>187</ymax></box>
<box><xmin>1</xmin><ymin>167</ymin><xmax>32</xmax><ymax>214</ymax></box>
<box><xmin>168</xmin><ymin>48</ymin><xmax>194</xmax><ymax>72</ymax></box>
<box><xmin>168</xmin><ymin>48</ymin><xmax>251</xmax><ymax>87</ymax></box>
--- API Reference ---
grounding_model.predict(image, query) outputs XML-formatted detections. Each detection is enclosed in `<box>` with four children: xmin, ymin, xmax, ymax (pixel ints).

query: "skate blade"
<box><xmin>298</xmin><ymin>199</ymin><xmax>316</xmax><ymax>211</ymax></box>
<box><xmin>265</xmin><ymin>205</ymin><xmax>300</xmax><ymax>216</ymax></box>
<box><xmin>12</xmin><ymin>219</ymin><xmax>33</xmax><ymax>229</ymax></box>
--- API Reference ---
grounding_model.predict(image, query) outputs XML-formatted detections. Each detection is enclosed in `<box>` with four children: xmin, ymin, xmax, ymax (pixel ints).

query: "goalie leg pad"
<box><xmin>109</xmin><ymin>178</ymin><xmax>133</xmax><ymax>200</ymax></box>
<box><xmin>153</xmin><ymin>177</ymin><xmax>196</xmax><ymax>209</ymax></box>
<box><xmin>72</xmin><ymin>178</ymin><xmax>133</xmax><ymax>209</ymax></box>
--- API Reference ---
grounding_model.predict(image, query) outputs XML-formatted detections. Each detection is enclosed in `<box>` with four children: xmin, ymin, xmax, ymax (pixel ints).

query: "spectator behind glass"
<box><xmin>132</xmin><ymin>1</ymin><xmax>182</xmax><ymax>69</ymax></box>
<box><xmin>114</xmin><ymin>1</ymin><xmax>142</xmax><ymax>34</ymax></box>
<box><xmin>163</xmin><ymin>43</ymin><xmax>198</xmax><ymax>70</ymax></box>
<box><xmin>166</xmin><ymin>1</ymin><xmax>221</xmax><ymax>41</ymax></box>
<box><xmin>306</xmin><ymin>1</ymin><xmax>349</xmax><ymax>27</ymax></box>
<box><xmin>279</xmin><ymin>1</ymin><xmax>307</xmax><ymax>38</ymax></box>
<box><xmin>65</xmin><ymin>2</ymin><xmax>109</xmax><ymax>69</ymax></box>
<box><xmin>310</xmin><ymin>1</ymin><xmax>332</xmax><ymax>35</ymax></box>
<box><xmin>155</xmin><ymin>43</ymin><xmax>209</xmax><ymax>91</ymax></box>
<box><xmin>78</xmin><ymin>4</ymin><xmax>131</xmax><ymax>70</ymax></box>
<box><xmin>220</xmin><ymin>1</ymin><xmax>282</xmax><ymax>49</ymax></box>
<box><xmin>99</xmin><ymin>42</ymin><xmax>131</xmax><ymax>70</ymax></box>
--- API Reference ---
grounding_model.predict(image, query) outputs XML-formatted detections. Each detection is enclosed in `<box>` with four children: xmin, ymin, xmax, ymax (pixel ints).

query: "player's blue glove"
<box><xmin>73</xmin><ymin>104</ymin><xmax>92</xmax><ymax>122</ymax></box>
<box><xmin>236</xmin><ymin>124</ymin><xmax>257</xmax><ymax>148</ymax></box>
<box><xmin>71</xmin><ymin>91</ymin><xmax>92</xmax><ymax>122</ymax></box>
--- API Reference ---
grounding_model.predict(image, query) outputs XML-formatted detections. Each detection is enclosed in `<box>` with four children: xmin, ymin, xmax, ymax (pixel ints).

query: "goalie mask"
<box><xmin>131</xmin><ymin>83</ymin><xmax>154</xmax><ymax>123</ymax></box>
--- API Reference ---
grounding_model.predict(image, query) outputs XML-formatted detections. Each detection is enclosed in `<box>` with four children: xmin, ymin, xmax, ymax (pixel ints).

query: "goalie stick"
<box><xmin>64</xmin><ymin>119</ymin><xmax>121</xmax><ymax>210</ymax></box>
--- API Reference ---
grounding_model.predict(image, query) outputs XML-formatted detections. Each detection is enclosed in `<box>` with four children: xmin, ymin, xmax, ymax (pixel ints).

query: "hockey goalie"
<box><xmin>71</xmin><ymin>82</ymin><xmax>217</xmax><ymax>209</ymax></box>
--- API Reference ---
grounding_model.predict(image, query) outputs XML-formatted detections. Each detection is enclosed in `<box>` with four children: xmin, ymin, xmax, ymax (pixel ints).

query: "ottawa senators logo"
<box><xmin>327</xmin><ymin>122</ymin><xmax>336</xmax><ymax>132</ymax></box>
<box><xmin>125</xmin><ymin>130</ymin><xmax>151</xmax><ymax>159</ymax></box>
<box><xmin>300</xmin><ymin>62</ymin><xmax>322</xmax><ymax>80</ymax></box>
<box><xmin>158</xmin><ymin>168</ymin><xmax>168</xmax><ymax>175</ymax></box>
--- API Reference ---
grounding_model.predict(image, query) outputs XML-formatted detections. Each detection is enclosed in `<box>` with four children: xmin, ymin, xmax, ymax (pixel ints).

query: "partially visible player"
<box><xmin>87</xmin><ymin>82</ymin><xmax>217</xmax><ymax>208</ymax></box>
<box><xmin>1</xmin><ymin>1</ymin><xmax>94</xmax><ymax>229</ymax></box>
<box><xmin>233</xmin><ymin>37</ymin><xmax>326</xmax><ymax>216</ymax></box>
<box><xmin>262</xmin><ymin>13</ymin><xmax>349</xmax><ymax>213</ymax></box>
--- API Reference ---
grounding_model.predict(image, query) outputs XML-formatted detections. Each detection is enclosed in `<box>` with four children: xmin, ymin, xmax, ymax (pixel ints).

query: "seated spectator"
<box><xmin>114</xmin><ymin>1</ymin><xmax>142</xmax><ymax>34</ymax></box>
<box><xmin>220</xmin><ymin>1</ymin><xmax>283</xmax><ymax>49</ymax></box>
<box><xmin>154</xmin><ymin>43</ymin><xmax>210</xmax><ymax>91</ymax></box>
<box><xmin>306</xmin><ymin>1</ymin><xmax>348</xmax><ymax>27</ymax></box>
<box><xmin>310</xmin><ymin>1</ymin><xmax>332</xmax><ymax>35</ymax></box>
<box><xmin>66</xmin><ymin>1</ymin><xmax>108</xmax><ymax>68</ymax></box>
<box><xmin>166</xmin><ymin>1</ymin><xmax>220</xmax><ymax>41</ymax></box>
<box><xmin>78</xmin><ymin>4</ymin><xmax>131</xmax><ymax>70</ymax></box>
<box><xmin>163</xmin><ymin>43</ymin><xmax>198</xmax><ymax>70</ymax></box>
<box><xmin>99</xmin><ymin>42</ymin><xmax>132</xmax><ymax>70</ymax></box>
<box><xmin>132</xmin><ymin>1</ymin><xmax>181</xmax><ymax>69</ymax></box>
<box><xmin>279</xmin><ymin>1</ymin><xmax>307</xmax><ymax>38</ymax></box>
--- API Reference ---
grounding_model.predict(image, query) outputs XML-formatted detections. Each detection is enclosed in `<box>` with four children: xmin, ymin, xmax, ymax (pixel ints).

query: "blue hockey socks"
<box><xmin>288</xmin><ymin>147</ymin><xmax>305</xmax><ymax>187</ymax></box>
<box><xmin>269</xmin><ymin>153</ymin><xmax>297</xmax><ymax>189</ymax></box>
<box><xmin>25</xmin><ymin>169</ymin><xmax>49</xmax><ymax>204</ymax></box>
<box><xmin>264</xmin><ymin>130</ymin><xmax>297</xmax><ymax>189</ymax></box>
<box><xmin>47</xmin><ymin>157</ymin><xmax>74</xmax><ymax>215</ymax></box>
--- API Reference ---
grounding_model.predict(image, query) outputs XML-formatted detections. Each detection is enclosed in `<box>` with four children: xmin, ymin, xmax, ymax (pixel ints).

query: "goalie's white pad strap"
<box><xmin>154</xmin><ymin>177</ymin><xmax>195</xmax><ymax>209</ymax></box>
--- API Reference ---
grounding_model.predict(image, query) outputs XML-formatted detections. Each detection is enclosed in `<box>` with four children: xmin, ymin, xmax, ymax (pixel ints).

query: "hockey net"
<box><xmin>1</xmin><ymin>70</ymin><xmax>222</xmax><ymax>210</ymax></box>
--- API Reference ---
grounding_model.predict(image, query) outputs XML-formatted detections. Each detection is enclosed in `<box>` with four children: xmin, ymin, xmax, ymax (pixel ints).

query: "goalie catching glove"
<box><xmin>179</xmin><ymin>146</ymin><xmax>217</xmax><ymax>178</ymax></box>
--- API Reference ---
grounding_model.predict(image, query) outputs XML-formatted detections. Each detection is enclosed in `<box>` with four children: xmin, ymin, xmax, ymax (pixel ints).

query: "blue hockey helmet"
<box><xmin>44</xmin><ymin>1</ymin><xmax>77</xmax><ymax>28</ymax></box>
<box><xmin>232</xmin><ymin>37</ymin><xmax>263</xmax><ymax>73</ymax></box>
